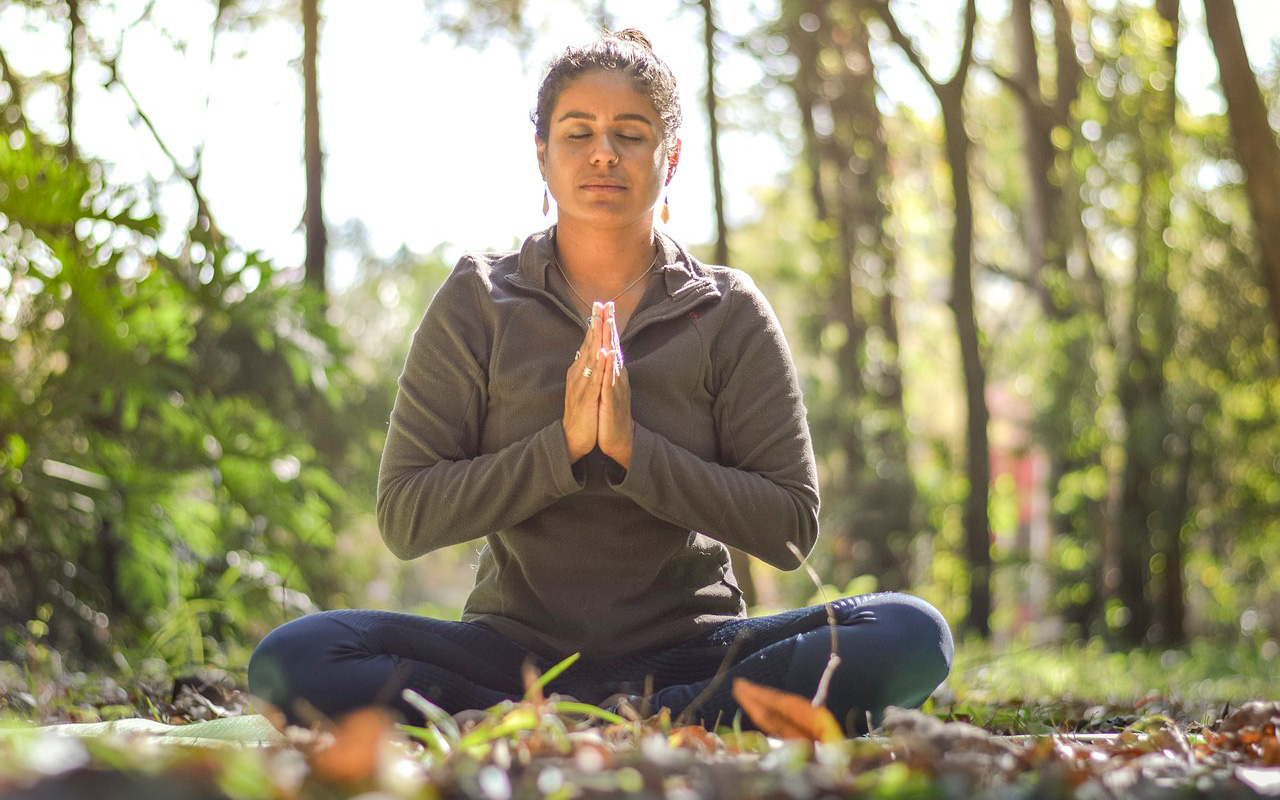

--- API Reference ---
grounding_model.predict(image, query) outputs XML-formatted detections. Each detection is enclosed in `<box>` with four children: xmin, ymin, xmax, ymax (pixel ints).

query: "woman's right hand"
<box><xmin>563</xmin><ymin>302</ymin><xmax>607</xmax><ymax>461</ymax></box>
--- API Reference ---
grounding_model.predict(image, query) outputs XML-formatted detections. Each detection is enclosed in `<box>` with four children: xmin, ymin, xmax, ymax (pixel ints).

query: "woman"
<box><xmin>249</xmin><ymin>29</ymin><xmax>952</xmax><ymax>734</ymax></box>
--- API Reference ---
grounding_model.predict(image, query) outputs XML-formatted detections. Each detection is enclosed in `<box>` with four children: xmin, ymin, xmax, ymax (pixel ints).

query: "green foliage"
<box><xmin>6</xmin><ymin>641</ymin><xmax>1280</xmax><ymax>799</ymax></box>
<box><xmin>948</xmin><ymin>638</ymin><xmax>1279</xmax><ymax>713</ymax></box>
<box><xmin>0</xmin><ymin>128</ymin><xmax>376</xmax><ymax>671</ymax></box>
<box><xmin>2</xmin><ymin>0</ymin><xmax>1279</xmax><ymax>677</ymax></box>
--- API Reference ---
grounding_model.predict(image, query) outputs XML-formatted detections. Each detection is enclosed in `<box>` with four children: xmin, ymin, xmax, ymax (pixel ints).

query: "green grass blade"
<box><xmin>396</xmin><ymin>723</ymin><xmax>452</xmax><ymax>754</ymax></box>
<box><xmin>524</xmin><ymin>652</ymin><xmax>581</xmax><ymax>700</ymax></box>
<box><xmin>401</xmin><ymin>689</ymin><xmax>460</xmax><ymax>742</ymax></box>
<box><xmin>549</xmin><ymin>701</ymin><xmax>627</xmax><ymax>726</ymax></box>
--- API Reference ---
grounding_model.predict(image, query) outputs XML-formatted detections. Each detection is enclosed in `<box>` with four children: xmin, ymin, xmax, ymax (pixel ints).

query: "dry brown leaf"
<box><xmin>308</xmin><ymin>707</ymin><xmax>393</xmax><ymax>784</ymax></box>
<box><xmin>1218</xmin><ymin>702</ymin><xmax>1280</xmax><ymax>737</ymax></box>
<box><xmin>1208</xmin><ymin>701</ymin><xmax>1280</xmax><ymax>765</ymax></box>
<box><xmin>732</xmin><ymin>678</ymin><xmax>843</xmax><ymax>743</ymax></box>
<box><xmin>571</xmin><ymin>740</ymin><xmax>614</xmax><ymax>772</ymax></box>
<box><xmin>668</xmin><ymin>725</ymin><xmax>718</xmax><ymax>753</ymax></box>
<box><xmin>1263</xmin><ymin>732</ymin><xmax>1280</xmax><ymax>768</ymax></box>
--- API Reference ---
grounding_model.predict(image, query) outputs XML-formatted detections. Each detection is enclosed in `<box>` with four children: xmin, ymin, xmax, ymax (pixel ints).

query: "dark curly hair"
<box><xmin>532</xmin><ymin>29</ymin><xmax>683</xmax><ymax>154</ymax></box>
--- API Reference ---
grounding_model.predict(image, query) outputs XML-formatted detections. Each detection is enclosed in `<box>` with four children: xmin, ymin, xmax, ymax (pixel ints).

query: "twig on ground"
<box><xmin>787</xmin><ymin>542</ymin><xmax>841</xmax><ymax>709</ymax></box>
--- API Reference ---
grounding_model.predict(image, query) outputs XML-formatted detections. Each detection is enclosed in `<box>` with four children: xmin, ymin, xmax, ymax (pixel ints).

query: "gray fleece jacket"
<box><xmin>377</xmin><ymin>227</ymin><xmax>819</xmax><ymax>660</ymax></box>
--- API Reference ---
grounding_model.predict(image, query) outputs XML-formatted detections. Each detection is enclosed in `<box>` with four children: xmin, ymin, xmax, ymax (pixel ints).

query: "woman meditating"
<box><xmin>249</xmin><ymin>29</ymin><xmax>952</xmax><ymax>734</ymax></box>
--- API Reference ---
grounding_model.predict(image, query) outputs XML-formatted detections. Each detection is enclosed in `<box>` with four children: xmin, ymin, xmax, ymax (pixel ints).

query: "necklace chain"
<box><xmin>553</xmin><ymin>249</ymin><xmax>660</xmax><ymax>317</ymax></box>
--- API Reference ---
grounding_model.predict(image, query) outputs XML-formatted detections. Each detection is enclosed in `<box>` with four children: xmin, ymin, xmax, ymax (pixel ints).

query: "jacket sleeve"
<box><xmin>608</xmin><ymin>273</ymin><xmax>820</xmax><ymax>570</ymax></box>
<box><xmin>376</xmin><ymin>258</ymin><xmax>583</xmax><ymax>560</ymax></box>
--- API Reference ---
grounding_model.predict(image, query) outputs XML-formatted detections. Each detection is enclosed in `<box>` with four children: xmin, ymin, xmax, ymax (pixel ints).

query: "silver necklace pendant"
<box><xmin>554</xmin><ymin>250</ymin><xmax>660</xmax><ymax>317</ymax></box>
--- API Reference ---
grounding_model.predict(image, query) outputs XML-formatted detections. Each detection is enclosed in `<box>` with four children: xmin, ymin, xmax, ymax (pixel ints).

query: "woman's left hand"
<box><xmin>597</xmin><ymin>304</ymin><xmax>634</xmax><ymax>469</ymax></box>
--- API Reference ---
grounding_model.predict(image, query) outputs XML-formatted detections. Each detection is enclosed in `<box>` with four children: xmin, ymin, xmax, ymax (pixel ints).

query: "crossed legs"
<box><xmin>248</xmin><ymin>592</ymin><xmax>953</xmax><ymax>734</ymax></box>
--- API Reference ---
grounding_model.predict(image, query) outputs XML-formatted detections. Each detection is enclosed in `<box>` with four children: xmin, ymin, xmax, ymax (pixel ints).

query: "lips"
<box><xmin>580</xmin><ymin>179</ymin><xmax>626</xmax><ymax>191</ymax></box>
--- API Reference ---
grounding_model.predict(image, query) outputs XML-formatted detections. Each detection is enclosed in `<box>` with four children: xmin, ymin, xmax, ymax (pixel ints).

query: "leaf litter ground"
<box><xmin>2</xmin><ymin>645</ymin><xmax>1279</xmax><ymax>799</ymax></box>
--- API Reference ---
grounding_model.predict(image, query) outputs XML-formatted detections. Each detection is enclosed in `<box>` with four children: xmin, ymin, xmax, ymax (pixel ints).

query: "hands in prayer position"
<box><xmin>563</xmin><ymin>301</ymin><xmax>633</xmax><ymax>468</ymax></box>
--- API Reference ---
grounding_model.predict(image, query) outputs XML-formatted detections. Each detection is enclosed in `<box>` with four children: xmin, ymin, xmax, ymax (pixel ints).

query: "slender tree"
<box><xmin>1111</xmin><ymin>0</ymin><xmax>1181</xmax><ymax>646</ymax></box>
<box><xmin>783</xmin><ymin>1</ymin><xmax>872</xmax><ymax>589</ymax></box>
<box><xmin>1203</xmin><ymin>0</ymin><xmax>1280</xmax><ymax>349</ymax></box>
<box><xmin>0</xmin><ymin>46</ymin><xmax>30</xmax><ymax>133</ymax></box>
<box><xmin>843</xmin><ymin>7</ymin><xmax>915</xmax><ymax>592</ymax></box>
<box><xmin>302</xmin><ymin>0</ymin><xmax>327</xmax><ymax>293</ymax></box>
<box><xmin>998</xmin><ymin>0</ymin><xmax>1106</xmax><ymax>635</ymax></box>
<box><xmin>684</xmin><ymin>0</ymin><xmax>754</xmax><ymax>603</ymax></box>
<box><xmin>1006</xmin><ymin>0</ymin><xmax>1078</xmax><ymax>315</ymax></box>
<box><xmin>865</xmin><ymin>0</ymin><xmax>990</xmax><ymax>635</ymax></box>
<box><xmin>698</xmin><ymin>0</ymin><xmax>730</xmax><ymax>268</ymax></box>
<box><xmin>778</xmin><ymin>0</ymin><xmax>918</xmax><ymax>592</ymax></box>
<box><xmin>65</xmin><ymin>0</ymin><xmax>80</xmax><ymax>160</ymax></box>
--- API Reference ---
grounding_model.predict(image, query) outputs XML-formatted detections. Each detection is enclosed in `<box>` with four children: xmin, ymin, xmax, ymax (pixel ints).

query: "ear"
<box><xmin>535</xmin><ymin>134</ymin><xmax>548</xmax><ymax>179</ymax></box>
<box><xmin>665</xmin><ymin>139</ymin><xmax>681</xmax><ymax>184</ymax></box>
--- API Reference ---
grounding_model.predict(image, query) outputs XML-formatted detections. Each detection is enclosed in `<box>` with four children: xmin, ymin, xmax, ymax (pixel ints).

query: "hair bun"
<box><xmin>610</xmin><ymin>28</ymin><xmax>654</xmax><ymax>51</ymax></box>
<box><xmin>532</xmin><ymin>27</ymin><xmax>681</xmax><ymax>151</ymax></box>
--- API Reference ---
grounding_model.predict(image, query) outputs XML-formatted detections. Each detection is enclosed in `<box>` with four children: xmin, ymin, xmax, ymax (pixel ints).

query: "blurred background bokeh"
<box><xmin>2</xmin><ymin>0</ymin><xmax>1279</xmax><ymax>683</ymax></box>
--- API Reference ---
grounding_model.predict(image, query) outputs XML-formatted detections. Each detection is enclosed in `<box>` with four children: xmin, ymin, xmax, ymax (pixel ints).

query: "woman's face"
<box><xmin>537</xmin><ymin>69</ymin><xmax>679</xmax><ymax>231</ymax></box>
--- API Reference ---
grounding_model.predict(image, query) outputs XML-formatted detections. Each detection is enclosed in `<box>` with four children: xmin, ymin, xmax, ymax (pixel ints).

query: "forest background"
<box><xmin>1</xmin><ymin>0</ymin><xmax>1279</xmax><ymax>689</ymax></box>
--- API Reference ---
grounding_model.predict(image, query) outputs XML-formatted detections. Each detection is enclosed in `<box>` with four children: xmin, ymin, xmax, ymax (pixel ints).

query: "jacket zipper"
<box><xmin>504</xmin><ymin>274</ymin><xmax>719</xmax><ymax>344</ymax></box>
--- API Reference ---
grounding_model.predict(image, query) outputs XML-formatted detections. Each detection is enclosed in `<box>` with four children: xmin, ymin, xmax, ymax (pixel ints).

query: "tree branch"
<box><xmin>0</xmin><ymin>45</ymin><xmax>31</xmax><ymax>131</ymax></box>
<box><xmin>102</xmin><ymin>56</ymin><xmax>223</xmax><ymax>246</ymax></box>
<box><xmin>860</xmin><ymin>0</ymin><xmax>942</xmax><ymax>94</ymax></box>
<box><xmin>949</xmin><ymin>0</ymin><xmax>979</xmax><ymax>90</ymax></box>
<box><xmin>1050</xmin><ymin>0</ymin><xmax>1082</xmax><ymax>123</ymax></box>
<box><xmin>65</xmin><ymin>0</ymin><xmax>80</xmax><ymax>160</ymax></box>
<box><xmin>989</xmin><ymin>63</ymin><xmax>1036</xmax><ymax>110</ymax></box>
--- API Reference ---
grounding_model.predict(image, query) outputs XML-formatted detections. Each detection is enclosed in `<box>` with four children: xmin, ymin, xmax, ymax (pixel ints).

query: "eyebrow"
<box><xmin>555</xmin><ymin>111</ymin><xmax>654</xmax><ymax>126</ymax></box>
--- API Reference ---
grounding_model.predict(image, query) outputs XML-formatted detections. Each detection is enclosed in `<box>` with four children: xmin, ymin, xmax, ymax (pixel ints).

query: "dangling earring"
<box><xmin>660</xmin><ymin>195</ymin><xmax>670</xmax><ymax>224</ymax></box>
<box><xmin>543</xmin><ymin>186</ymin><xmax>550</xmax><ymax>216</ymax></box>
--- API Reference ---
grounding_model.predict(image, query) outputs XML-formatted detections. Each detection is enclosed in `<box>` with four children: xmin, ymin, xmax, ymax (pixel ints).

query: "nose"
<box><xmin>589</xmin><ymin>135</ymin><xmax>620</xmax><ymax>166</ymax></box>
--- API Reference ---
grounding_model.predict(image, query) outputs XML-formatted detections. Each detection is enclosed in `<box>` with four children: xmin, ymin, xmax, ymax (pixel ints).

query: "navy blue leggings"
<box><xmin>248</xmin><ymin>592</ymin><xmax>952</xmax><ymax>734</ymax></box>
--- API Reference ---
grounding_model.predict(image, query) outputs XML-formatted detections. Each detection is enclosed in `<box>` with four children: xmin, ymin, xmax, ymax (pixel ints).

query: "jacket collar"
<box><xmin>513</xmin><ymin>225</ymin><xmax>720</xmax><ymax>303</ymax></box>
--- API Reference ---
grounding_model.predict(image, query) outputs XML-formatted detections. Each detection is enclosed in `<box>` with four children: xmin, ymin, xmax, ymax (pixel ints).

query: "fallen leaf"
<box><xmin>308</xmin><ymin>707</ymin><xmax>393</xmax><ymax>784</ymax></box>
<box><xmin>668</xmin><ymin>725</ymin><xmax>718</xmax><ymax>753</ymax></box>
<box><xmin>1218</xmin><ymin>702</ymin><xmax>1280</xmax><ymax>737</ymax></box>
<box><xmin>732</xmin><ymin>678</ymin><xmax>843</xmax><ymax>743</ymax></box>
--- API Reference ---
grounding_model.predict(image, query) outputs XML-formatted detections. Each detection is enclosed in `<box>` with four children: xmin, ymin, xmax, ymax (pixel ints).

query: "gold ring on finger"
<box><xmin>582</xmin><ymin>366</ymin><xmax>594</xmax><ymax>379</ymax></box>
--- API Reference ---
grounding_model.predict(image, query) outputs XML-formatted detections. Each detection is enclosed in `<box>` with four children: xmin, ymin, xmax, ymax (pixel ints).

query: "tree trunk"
<box><xmin>695</xmin><ymin>0</ymin><xmax>746</xmax><ymax>602</ymax></box>
<box><xmin>303</xmin><ymin>0</ymin><xmax>327</xmax><ymax>294</ymax></box>
<box><xmin>1010</xmin><ymin>0</ymin><xmax>1059</xmax><ymax>315</ymax></box>
<box><xmin>1008</xmin><ymin>0</ymin><xmax>1107</xmax><ymax>638</ymax></box>
<box><xmin>868</xmin><ymin>0</ymin><xmax>988</xmax><ymax>634</ymax></box>
<box><xmin>781</xmin><ymin>0</ymin><xmax>863</xmax><ymax>585</ymax></box>
<box><xmin>1203</xmin><ymin>0</ymin><xmax>1280</xmax><ymax>348</ymax></box>
<box><xmin>65</xmin><ymin>0</ymin><xmax>79</xmax><ymax>160</ymax></box>
<box><xmin>1153</xmin><ymin>0</ymin><xmax>1185</xmax><ymax>646</ymax></box>
<box><xmin>789</xmin><ymin>0</ymin><xmax>831</xmax><ymax>224</ymax></box>
<box><xmin>1161</xmin><ymin>422</ymin><xmax>1191</xmax><ymax>645</ymax></box>
<box><xmin>97</xmin><ymin>517</ymin><xmax>122</xmax><ymax>614</ymax></box>
<box><xmin>940</xmin><ymin>88</ymin><xmax>991</xmax><ymax>638</ymax></box>
<box><xmin>837</xmin><ymin>10</ymin><xmax>913</xmax><ymax>592</ymax></box>
<box><xmin>1114</xmin><ymin>0</ymin><xmax>1181</xmax><ymax>646</ymax></box>
<box><xmin>783</xmin><ymin>0</ymin><xmax>920</xmax><ymax>592</ymax></box>
<box><xmin>699</xmin><ymin>0</ymin><xmax>729</xmax><ymax>267</ymax></box>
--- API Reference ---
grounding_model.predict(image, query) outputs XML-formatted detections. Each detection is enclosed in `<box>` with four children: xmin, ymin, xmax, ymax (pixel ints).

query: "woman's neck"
<box><xmin>553</xmin><ymin>219</ymin><xmax>658</xmax><ymax>294</ymax></box>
